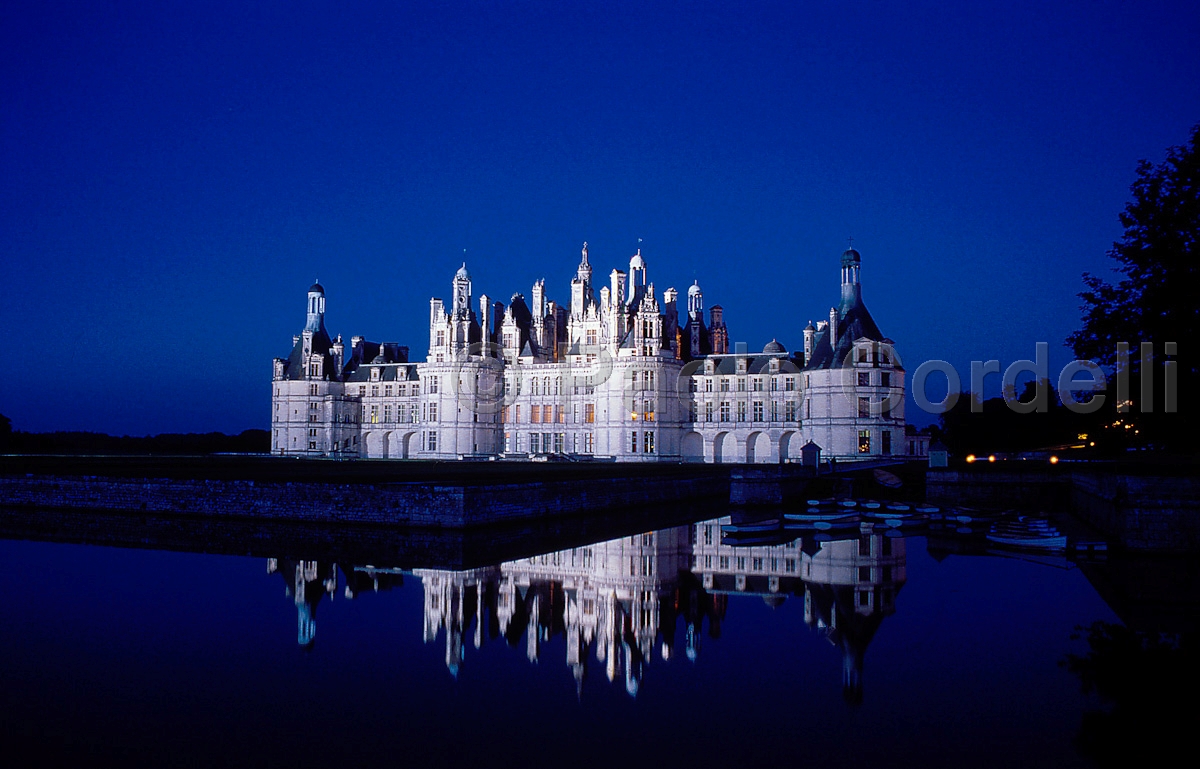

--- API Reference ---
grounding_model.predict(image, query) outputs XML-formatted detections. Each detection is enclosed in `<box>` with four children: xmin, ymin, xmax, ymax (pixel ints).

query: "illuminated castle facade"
<box><xmin>271</xmin><ymin>244</ymin><xmax>925</xmax><ymax>462</ymax></box>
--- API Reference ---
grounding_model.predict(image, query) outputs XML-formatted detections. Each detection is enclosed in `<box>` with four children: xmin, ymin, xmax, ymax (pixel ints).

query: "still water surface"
<box><xmin>0</xmin><ymin>514</ymin><xmax>1152</xmax><ymax>768</ymax></box>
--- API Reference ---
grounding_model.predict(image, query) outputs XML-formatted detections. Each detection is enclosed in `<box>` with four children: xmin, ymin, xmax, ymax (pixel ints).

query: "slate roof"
<box><xmin>803</xmin><ymin>287</ymin><xmax>886</xmax><ymax>370</ymax></box>
<box><xmin>706</xmin><ymin>353</ymin><xmax>796</xmax><ymax>375</ymax></box>
<box><xmin>281</xmin><ymin>327</ymin><xmax>334</xmax><ymax>381</ymax></box>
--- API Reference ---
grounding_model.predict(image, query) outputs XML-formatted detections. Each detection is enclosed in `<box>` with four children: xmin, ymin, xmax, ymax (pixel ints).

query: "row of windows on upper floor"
<box><xmin>351</xmin><ymin>371</ymin><xmax>814</xmax><ymax>398</ymax></box>
<box><xmin>289</xmin><ymin>370</ymin><xmax>895</xmax><ymax>407</ymax></box>
<box><xmin>689</xmin><ymin>400</ymin><xmax>802</xmax><ymax>423</ymax></box>
<box><xmin>283</xmin><ymin>388</ymin><xmax>891</xmax><ymax>425</ymax></box>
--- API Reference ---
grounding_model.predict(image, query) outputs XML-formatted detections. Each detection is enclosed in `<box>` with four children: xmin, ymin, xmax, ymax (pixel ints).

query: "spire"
<box><xmin>840</xmin><ymin>243</ymin><xmax>862</xmax><ymax>308</ymax></box>
<box><xmin>577</xmin><ymin>241</ymin><xmax>592</xmax><ymax>282</ymax></box>
<box><xmin>305</xmin><ymin>282</ymin><xmax>326</xmax><ymax>333</ymax></box>
<box><xmin>687</xmin><ymin>280</ymin><xmax>703</xmax><ymax>320</ymax></box>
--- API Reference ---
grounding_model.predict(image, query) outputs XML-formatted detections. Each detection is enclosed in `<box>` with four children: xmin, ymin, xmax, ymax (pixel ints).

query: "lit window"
<box><xmin>858</xmin><ymin>430</ymin><xmax>871</xmax><ymax>453</ymax></box>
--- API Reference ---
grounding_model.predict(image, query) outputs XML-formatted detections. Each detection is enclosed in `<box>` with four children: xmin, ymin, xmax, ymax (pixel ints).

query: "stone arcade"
<box><xmin>271</xmin><ymin>245</ymin><xmax>927</xmax><ymax>462</ymax></box>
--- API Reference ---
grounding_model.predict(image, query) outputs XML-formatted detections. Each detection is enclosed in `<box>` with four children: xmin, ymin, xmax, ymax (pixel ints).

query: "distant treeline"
<box><xmin>1</xmin><ymin>426</ymin><xmax>270</xmax><ymax>456</ymax></box>
<box><xmin>936</xmin><ymin>379</ymin><xmax>1130</xmax><ymax>457</ymax></box>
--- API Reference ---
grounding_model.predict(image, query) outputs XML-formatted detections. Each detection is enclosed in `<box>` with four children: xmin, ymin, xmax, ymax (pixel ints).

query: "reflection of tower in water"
<box><xmin>267</xmin><ymin>558</ymin><xmax>339</xmax><ymax>649</ymax></box>
<box><xmin>688</xmin><ymin>519</ymin><xmax>906</xmax><ymax>704</ymax></box>
<box><xmin>802</xmin><ymin>533</ymin><xmax>906</xmax><ymax>704</ymax></box>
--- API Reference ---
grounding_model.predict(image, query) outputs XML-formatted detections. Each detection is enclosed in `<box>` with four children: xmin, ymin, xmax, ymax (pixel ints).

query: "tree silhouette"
<box><xmin>1067</xmin><ymin>124</ymin><xmax>1199</xmax><ymax>449</ymax></box>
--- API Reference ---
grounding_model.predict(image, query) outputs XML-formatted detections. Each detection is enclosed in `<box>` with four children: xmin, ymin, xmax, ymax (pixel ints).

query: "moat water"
<box><xmin>0</xmin><ymin>507</ymin><xmax>1192</xmax><ymax>768</ymax></box>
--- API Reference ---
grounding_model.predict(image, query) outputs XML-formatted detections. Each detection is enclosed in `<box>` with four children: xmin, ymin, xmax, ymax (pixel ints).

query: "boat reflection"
<box><xmin>266</xmin><ymin>517</ymin><xmax>905</xmax><ymax>701</ymax></box>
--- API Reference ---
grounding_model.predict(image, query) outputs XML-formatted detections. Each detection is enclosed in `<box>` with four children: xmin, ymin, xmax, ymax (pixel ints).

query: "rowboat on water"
<box><xmin>785</xmin><ymin>511</ymin><xmax>856</xmax><ymax>522</ymax></box>
<box><xmin>874</xmin><ymin>468</ymin><xmax>903</xmax><ymax>489</ymax></box>
<box><xmin>986</xmin><ymin>517</ymin><xmax>1067</xmax><ymax>552</ymax></box>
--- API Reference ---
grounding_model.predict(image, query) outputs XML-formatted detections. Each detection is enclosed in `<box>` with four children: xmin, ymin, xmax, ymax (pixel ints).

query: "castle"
<box><xmin>271</xmin><ymin>244</ymin><xmax>926</xmax><ymax>462</ymax></box>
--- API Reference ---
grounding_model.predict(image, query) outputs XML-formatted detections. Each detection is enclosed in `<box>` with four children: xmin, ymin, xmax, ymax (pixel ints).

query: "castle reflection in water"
<box><xmin>267</xmin><ymin>518</ymin><xmax>905</xmax><ymax>702</ymax></box>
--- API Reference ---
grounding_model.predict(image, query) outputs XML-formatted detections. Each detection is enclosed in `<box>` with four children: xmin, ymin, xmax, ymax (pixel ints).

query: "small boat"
<box><xmin>986</xmin><ymin>517</ymin><xmax>1067</xmax><ymax>552</ymax></box>
<box><xmin>886</xmin><ymin>503</ymin><xmax>911</xmax><ymax>512</ymax></box>
<box><xmin>954</xmin><ymin>508</ymin><xmax>1006</xmax><ymax>524</ymax></box>
<box><xmin>986</xmin><ymin>532</ymin><xmax>1067</xmax><ymax>552</ymax></box>
<box><xmin>837</xmin><ymin>500</ymin><xmax>858</xmax><ymax>508</ymax></box>
<box><xmin>785</xmin><ymin>511</ymin><xmax>855</xmax><ymax>522</ymax></box>
<box><xmin>883</xmin><ymin>514</ymin><xmax>929</xmax><ymax>528</ymax></box>
<box><xmin>861</xmin><ymin>501</ymin><xmax>881</xmax><ymax>510</ymax></box>
<box><xmin>874</xmin><ymin>468</ymin><xmax>903</xmax><ymax>489</ymax></box>
<box><xmin>914</xmin><ymin>505</ymin><xmax>939</xmax><ymax>514</ymax></box>
<box><xmin>786</xmin><ymin>514</ymin><xmax>862</xmax><ymax>532</ymax></box>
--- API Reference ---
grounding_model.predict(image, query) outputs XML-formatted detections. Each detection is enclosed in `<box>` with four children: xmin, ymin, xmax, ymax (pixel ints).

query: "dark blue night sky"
<box><xmin>3</xmin><ymin>1</ymin><xmax>1198</xmax><ymax>435</ymax></box>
